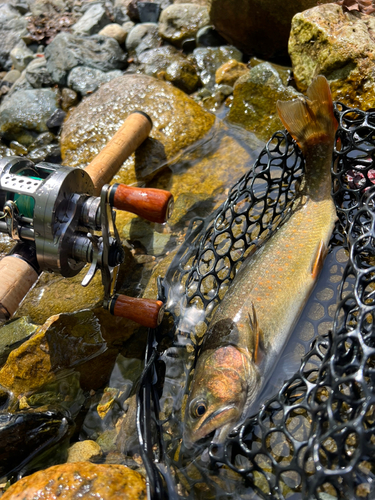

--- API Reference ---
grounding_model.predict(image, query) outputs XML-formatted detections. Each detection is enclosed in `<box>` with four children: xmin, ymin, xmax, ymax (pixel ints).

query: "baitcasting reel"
<box><xmin>0</xmin><ymin>111</ymin><xmax>174</xmax><ymax>328</ymax></box>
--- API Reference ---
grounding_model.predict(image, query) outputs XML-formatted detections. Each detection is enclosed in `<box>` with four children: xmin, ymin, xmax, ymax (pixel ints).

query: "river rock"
<box><xmin>99</xmin><ymin>23</ymin><xmax>127</xmax><ymax>44</ymax></box>
<box><xmin>72</xmin><ymin>3</ymin><xmax>111</xmax><ymax>35</ymax></box>
<box><xmin>192</xmin><ymin>45</ymin><xmax>242</xmax><ymax>89</ymax></box>
<box><xmin>289</xmin><ymin>3</ymin><xmax>375</xmax><ymax>110</ymax></box>
<box><xmin>0</xmin><ymin>88</ymin><xmax>59</xmax><ymax>145</ymax></box>
<box><xmin>215</xmin><ymin>59</ymin><xmax>248</xmax><ymax>86</ymax></box>
<box><xmin>159</xmin><ymin>3</ymin><xmax>210</xmax><ymax>47</ymax></box>
<box><xmin>0</xmin><ymin>311</ymin><xmax>106</xmax><ymax>397</ymax></box>
<box><xmin>67</xmin><ymin>440</ymin><xmax>103</xmax><ymax>463</ymax></box>
<box><xmin>0</xmin><ymin>317</ymin><xmax>37</xmax><ymax>367</ymax></box>
<box><xmin>29</xmin><ymin>0</ymin><xmax>67</xmax><ymax>17</ymax></box>
<box><xmin>2</xmin><ymin>462</ymin><xmax>146</xmax><ymax>499</ymax></box>
<box><xmin>227</xmin><ymin>62</ymin><xmax>300</xmax><ymax>141</ymax></box>
<box><xmin>209</xmin><ymin>0</ymin><xmax>331</xmax><ymax>59</ymax></box>
<box><xmin>67</xmin><ymin>66</ymin><xmax>123</xmax><ymax>95</ymax></box>
<box><xmin>25</xmin><ymin>56</ymin><xmax>54</xmax><ymax>88</ymax></box>
<box><xmin>60</xmin><ymin>74</ymin><xmax>215</xmax><ymax>186</ymax></box>
<box><xmin>9</xmin><ymin>40</ymin><xmax>34</xmax><ymax>71</ymax></box>
<box><xmin>0</xmin><ymin>4</ymin><xmax>28</xmax><ymax>71</ymax></box>
<box><xmin>61</xmin><ymin>87</ymin><xmax>79</xmax><ymax>111</ymax></box>
<box><xmin>125</xmin><ymin>22</ymin><xmax>162</xmax><ymax>57</ymax></box>
<box><xmin>45</xmin><ymin>32</ymin><xmax>127</xmax><ymax>86</ymax></box>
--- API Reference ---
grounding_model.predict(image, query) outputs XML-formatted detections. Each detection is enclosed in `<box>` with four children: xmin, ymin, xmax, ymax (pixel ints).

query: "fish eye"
<box><xmin>191</xmin><ymin>401</ymin><xmax>206</xmax><ymax>418</ymax></box>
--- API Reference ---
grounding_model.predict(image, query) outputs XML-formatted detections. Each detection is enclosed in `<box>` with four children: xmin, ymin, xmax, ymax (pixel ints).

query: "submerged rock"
<box><xmin>209</xmin><ymin>0</ymin><xmax>331</xmax><ymax>59</ymax></box>
<box><xmin>192</xmin><ymin>45</ymin><xmax>242</xmax><ymax>89</ymax></box>
<box><xmin>289</xmin><ymin>3</ymin><xmax>375</xmax><ymax>110</ymax></box>
<box><xmin>67</xmin><ymin>440</ymin><xmax>103</xmax><ymax>463</ymax></box>
<box><xmin>2</xmin><ymin>462</ymin><xmax>146</xmax><ymax>499</ymax></box>
<box><xmin>0</xmin><ymin>317</ymin><xmax>37</xmax><ymax>367</ymax></box>
<box><xmin>0</xmin><ymin>88</ymin><xmax>59</xmax><ymax>145</ymax></box>
<box><xmin>227</xmin><ymin>62</ymin><xmax>300</xmax><ymax>141</ymax></box>
<box><xmin>159</xmin><ymin>3</ymin><xmax>210</xmax><ymax>47</ymax></box>
<box><xmin>45</xmin><ymin>32</ymin><xmax>127</xmax><ymax>86</ymax></box>
<box><xmin>60</xmin><ymin>74</ymin><xmax>215</xmax><ymax>186</ymax></box>
<box><xmin>215</xmin><ymin>59</ymin><xmax>249</xmax><ymax>87</ymax></box>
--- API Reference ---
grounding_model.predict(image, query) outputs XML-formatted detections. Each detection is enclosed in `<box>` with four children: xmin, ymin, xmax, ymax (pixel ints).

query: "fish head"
<box><xmin>183</xmin><ymin>344</ymin><xmax>256</xmax><ymax>449</ymax></box>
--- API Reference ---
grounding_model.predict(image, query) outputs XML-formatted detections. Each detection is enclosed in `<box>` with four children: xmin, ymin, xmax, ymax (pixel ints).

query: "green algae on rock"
<box><xmin>1</xmin><ymin>462</ymin><xmax>146</xmax><ymax>500</ymax></box>
<box><xmin>60</xmin><ymin>74</ymin><xmax>215</xmax><ymax>186</ymax></box>
<box><xmin>289</xmin><ymin>3</ymin><xmax>375</xmax><ymax>110</ymax></box>
<box><xmin>226</xmin><ymin>62</ymin><xmax>300</xmax><ymax>141</ymax></box>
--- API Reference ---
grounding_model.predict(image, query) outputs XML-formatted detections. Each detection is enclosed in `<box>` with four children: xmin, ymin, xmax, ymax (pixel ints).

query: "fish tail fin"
<box><xmin>276</xmin><ymin>75</ymin><xmax>337</xmax><ymax>154</ymax></box>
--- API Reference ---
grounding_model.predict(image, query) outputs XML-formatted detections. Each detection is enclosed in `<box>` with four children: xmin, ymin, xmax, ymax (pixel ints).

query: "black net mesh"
<box><xmin>136</xmin><ymin>102</ymin><xmax>375</xmax><ymax>500</ymax></box>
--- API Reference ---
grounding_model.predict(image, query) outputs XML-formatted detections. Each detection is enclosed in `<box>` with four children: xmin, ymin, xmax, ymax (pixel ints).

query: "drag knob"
<box><xmin>109</xmin><ymin>184</ymin><xmax>174</xmax><ymax>224</ymax></box>
<box><xmin>108</xmin><ymin>294</ymin><xmax>164</xmax><ymax>329</ymax></box>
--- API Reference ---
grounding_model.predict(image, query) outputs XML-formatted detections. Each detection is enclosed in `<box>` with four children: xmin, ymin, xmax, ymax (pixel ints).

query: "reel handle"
<box><xmin>108</xmin><ymin>294</ymin><xmax>164</xmax><ymax>329</ymax></box>
<box><xmin>84</xmin><ymin>111</ymin><xmax>152</xmax><ymax>195</ymax></box>
<box><xmin>109</xmin><ymin>184</ymin><xmax>174</xmax><ymax>224</ymax></box>
<box><xmin>0</xmin><ymin>255</ymin><xmax>39</xmax><ymax>321</ymax></box>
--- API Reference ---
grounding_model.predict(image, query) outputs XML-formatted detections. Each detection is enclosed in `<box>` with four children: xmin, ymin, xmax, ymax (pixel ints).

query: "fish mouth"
<box><xmin>183</xmin><ymin>404</ymin><xmax>238</xmax><ymax>449</ymax></box>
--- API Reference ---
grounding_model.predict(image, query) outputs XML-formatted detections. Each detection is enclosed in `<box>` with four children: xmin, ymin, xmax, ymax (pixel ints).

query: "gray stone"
<box><xmin>1</xmin><ymin>69</ymin><xmax>21</xmax><ymax>85</ymax></box>
<box><xmin>8</xmin><ymin>68</ymin><xmax>33</xmax><ymax>95</ymax></box>
<box><xmin>113</xmin><ymin>6</ymin><xmax>130</xmax><ymax>24</ymax></box>
<box><xmin>68</xmin><ymin>66</ymin><xmax>123</xmax><ymax>95</ymax></box>
<box><xmin>0</xmin><ymin>88</ymin><xmax>60</xmax><ymax>144</ymax></box>
<box><xmin>137</xmin><ymin>45</ymin><xmax>179</xmax><ymax>76</ymax></box>
<box><xmin>0</xmin><ymin>4</ymin><xmax>28</xmax><ymax>71</ymax></box>
<box><xmin>192</xmin><ymin>45</ymin><xmax>242</xmax><ymax>89</ymax></box>
<box><xmin>45</xmin><ymin>32</ymin><xmax>127</xmax><ymax>86</ymax></box>
<box><xmin>125</xmin><ymin>22</ymin><xmax>162</xmax><ymax>57</ymax></box>
<box><xmin>72</xmin><ymin>3</ymin><xmax>111</xmax><ymax>36</ymax></box>
<box><xmin>29</xmin><ymin>0</ymin><xmax>67</xmax><ymax>16</ymax></box>
<box><xmin>158</xmin><ymin>3</ymin><xmax>209</xmax><ymax>47</ymax></box>
<box><xmin>25</xmin><ymin>56</ymin><xmax>54</xmax><ymax>88</ymax></box>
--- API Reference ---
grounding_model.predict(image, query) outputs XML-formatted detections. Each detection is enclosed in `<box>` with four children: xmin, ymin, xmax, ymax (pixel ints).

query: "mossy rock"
<box><xmin>289</xmin><ymin>3</ymin><xmax>375</xmax><ymax>110</ymax></box>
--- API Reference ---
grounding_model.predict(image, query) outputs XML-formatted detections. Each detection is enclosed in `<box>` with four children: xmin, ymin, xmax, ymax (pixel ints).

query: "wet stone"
<box><xmin>9</xmin><ymin>140</ymin><xmax>27</xmax><ymax>155</ymax></box>
<box><xmin>46</xmin><ymin>108</ymin><xmax>66</xmax><ymax>130</ymax></box>
<box><xmin>67</xmin><ymin>440</ymin><xmax>103</xmax><ymax>463</ymax></box>
<box><xmin>158</xmin><ymin>3</ymin><xmax>210</xmax><ymax>47</ymax></box>
<box><xmin>61</xmin><ymin>87</ymin><xmax>79</xmax><ymax>111</ymax></box>
<box><xmin>0</xmin><ymin>88</ymin><xmax>59</xmax><ymax>145</ymax></box>
<box><xmin>122</xmin><ymin>218</ymin><xmax>171</xmax><ymax>256</ymax></box>
<box><xmin>164</xmin><ymin>58</ymin><xmax>200</xmax><ymax>94</ymax></box>
<box><xmin>192</xmin><ymin>45</ymin><xmax>242</xmax><ymax>89</ymax></box>
<box><xmin>0</xmin><ymin>317</ymin><xmax>37</xmax><ymax>367</ymax></box>
<box><xmin>1</xmin><ymin>462</ymin><xmax>147</xmax><ymax>499</ymax></box>
<box><xmin>67</xmin><ymin>66</ymin><xmax>123</xmax><ymax>96</ymax></box>
<box><xmin>196</xmin><ymin>25</ymin><xmax>226</xmax><ymax>47</ymax></box>
<box><xmin>125</xmin><ymin>22</ymin><xmax>162</xmax><ymax>57</ymax></box>
<box><xmin>215</xmin><ymin>59</ymin><xmax>249</xmax><ymax>87</ymax></box>
<box><xmin>45</xmin><ymin>32</ymin><xmax>127</xmax><ymax>86</ymax></box>
<box><xmin>60</xmin><ymin>74</ymin><xmax>215</xmax><ymax>186</ymax></box>
<box><xmin>227</xmin><ymin>62</ymin><xmax>300</xmax><ymax>141</ymax></box>
<box><xmin>0</xmin><ymin>4</ymin><xmax>28</xmax><ymax>71</ymax></box>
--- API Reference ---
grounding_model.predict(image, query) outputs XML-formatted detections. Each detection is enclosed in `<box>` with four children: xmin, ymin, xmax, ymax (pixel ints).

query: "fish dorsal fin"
<box><xmin>247</xmin><ymin>303</ymin><xmax>265</xmax><ymax>365</ymax></box>
<box><xmin>276</xmin><ymin>75</ymin><xmax>337</xmax><ymax>154</ymax></box>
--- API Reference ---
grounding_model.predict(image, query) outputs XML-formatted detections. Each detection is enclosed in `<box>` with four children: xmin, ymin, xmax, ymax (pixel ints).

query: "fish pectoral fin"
<box><xmin>311</xmin><ymin>239</ymin><xmax>328</xmax><ymax>279</ymax></box>
<box><xmin>247</xmin><ymin>303</ymin><xmax>265</xmax><ymax>365</ymax></box>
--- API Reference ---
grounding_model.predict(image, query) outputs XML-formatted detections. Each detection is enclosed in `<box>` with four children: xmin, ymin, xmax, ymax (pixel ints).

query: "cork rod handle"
<box><xmin>109</xmin><ymin>294</ymin><xmax>164</xmax><ymax>329</ymax></box>
<box><xmin>84</xmin><ymin>111</ymin><xmax>152</xmax><ymax>195</ymax></box>
<box><xmin>0</xmin><ymin>256</ymin><xmax>39</xmax><ymax>321</ymax></box>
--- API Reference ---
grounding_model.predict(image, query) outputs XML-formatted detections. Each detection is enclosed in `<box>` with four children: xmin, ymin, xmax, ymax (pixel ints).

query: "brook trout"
<box><xmin>183</xmin><ymin>76</ymin><xmax>338</xmax><ymax>448</ymax></box>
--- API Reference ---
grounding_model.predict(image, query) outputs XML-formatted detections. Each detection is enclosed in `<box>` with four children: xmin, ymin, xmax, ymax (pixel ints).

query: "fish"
<box><xmin>183</xmin><ymin>75</ymin><xmax>338</xmax><ymax>448</ymax></box>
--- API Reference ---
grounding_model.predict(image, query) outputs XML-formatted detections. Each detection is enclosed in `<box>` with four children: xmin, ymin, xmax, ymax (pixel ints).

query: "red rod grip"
<box><xmin>110</xmin><ymin>294</ymin><xmax>164</xmax><ymax>328</ymax></box>
<box><xmin>110</xmin><ymin>184</ymin><xmax>174</xmax><ymax>224</ymax></box>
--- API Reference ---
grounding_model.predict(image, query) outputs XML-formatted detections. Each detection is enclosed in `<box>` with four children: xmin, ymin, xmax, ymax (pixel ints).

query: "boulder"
<box><xmin>227</xmin><ymin>62</ymin><xmax>300</xmax><ymax>141</ymax></box>
<box><xmin>45</xmin><ymin>32</ymin><xmax>127</xmax><ymax>86</ymax></box>
<box><xmin>1</xmin><ymin>462</ymin><xmax>146</xmax><ymax>499</ymax></box>
<box><xmin>0</xmin><ymin>88</ymin><xmax>59</xmax><ymax>145</ymax></box>
<box><xmin>60</xmin><ymin>74</ymin><xmax>215</xmax><ymax>186</ymax></box>
<box><xmin>208</xmin><ymin>0</ymin><xmax>331</xmax><ymax>59</ymax></box>
<box><xmin>159</xmin><ymin>3</ymin><xmax>209</xmax><ymax>47</ymax></box>
<box><xmin>289</xmin><ymin>3</ymin><xmax>375</xmax><ymax>109</ymax></box>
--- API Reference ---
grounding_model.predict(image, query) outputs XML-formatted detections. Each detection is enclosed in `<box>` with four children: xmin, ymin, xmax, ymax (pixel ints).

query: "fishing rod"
<box><xmin>0</xmin><ymin>111</ymin><xmax>174</xmax><ymax>328</ymax></box>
